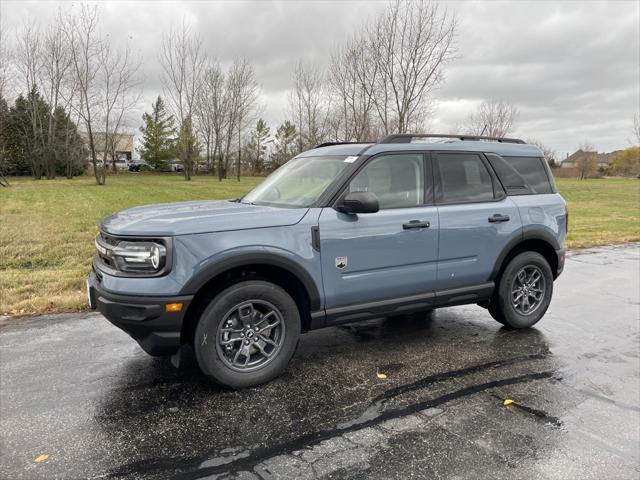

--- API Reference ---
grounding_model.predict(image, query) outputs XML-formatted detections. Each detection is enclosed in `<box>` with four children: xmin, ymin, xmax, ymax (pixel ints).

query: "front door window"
<box><xmin>349</xmin><ymin>154</ymin><xmax>425</xmax><ymax>209</ymax></box>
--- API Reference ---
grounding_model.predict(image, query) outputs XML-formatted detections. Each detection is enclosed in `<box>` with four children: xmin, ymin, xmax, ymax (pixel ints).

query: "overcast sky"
<box><xmin>1</xmin><ymin>0</ymin><xmax>639</xmax><ymax>157</ymax></box>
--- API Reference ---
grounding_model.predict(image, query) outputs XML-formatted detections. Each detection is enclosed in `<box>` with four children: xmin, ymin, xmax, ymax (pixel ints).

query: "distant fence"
<box><xmin>552</xmin><ymin>167</ymin><xmax>579</xmax><ymax>178</ymax></box>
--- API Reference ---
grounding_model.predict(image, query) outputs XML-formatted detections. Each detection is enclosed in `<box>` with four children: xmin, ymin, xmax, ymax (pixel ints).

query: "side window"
<box><xmin>437</xmin><ymin>153</ymin><xmax>495</xmax><ymax>204</ymax></box>
<box><xmin>503</xmin><ymin>156</ymin><xmax>553</xmax><ymax>194</ymax></box>
<box><xmin>349</xmin><ymin>154</ymin><xmax>424</xmax><ymax>209</ymax></box>
<box><xmin>485</xmin><ymin>153</ymin><xmax>531</xmax><ymax>195</ymax></box>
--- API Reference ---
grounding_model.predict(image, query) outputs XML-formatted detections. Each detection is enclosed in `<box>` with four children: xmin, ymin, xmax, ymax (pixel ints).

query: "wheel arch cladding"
<box><xmin>491</xmin><ymin>237</ymin><xmax>559</xmax><ymax>283</ymax></box>
<box><xmin>179</xmin><ymin>259</ymin><xmax>318</xmax><ymax>345</ymax></box>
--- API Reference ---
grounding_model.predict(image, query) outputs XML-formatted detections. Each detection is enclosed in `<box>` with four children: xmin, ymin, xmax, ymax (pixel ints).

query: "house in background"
<box><xmin>80</xmin><ymin>132</ymin><xmax>135</xmax><ymax>169</ymax></box>
<box><xmin>560</xmin><ymin>149</ymin><xmax>622</xmax><ymax>169</ymax></box>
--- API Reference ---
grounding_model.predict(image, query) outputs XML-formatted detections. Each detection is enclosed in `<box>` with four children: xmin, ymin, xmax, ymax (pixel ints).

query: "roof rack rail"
<box><xmin>379</xmin><ymin>134</ymin><xmax>525</xmax><ymax>145</ymax></box>
<box><xmin>313</xmin><ymin>141</ymin><xmax>373</xmax><ymax>149</ymax></box>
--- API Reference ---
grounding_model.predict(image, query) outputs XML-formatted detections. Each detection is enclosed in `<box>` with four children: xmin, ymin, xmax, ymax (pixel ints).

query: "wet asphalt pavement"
<box><xmin>1</xmin><ymin>244</ymin><xmax>639</xmax><ymax>480</ymax></box>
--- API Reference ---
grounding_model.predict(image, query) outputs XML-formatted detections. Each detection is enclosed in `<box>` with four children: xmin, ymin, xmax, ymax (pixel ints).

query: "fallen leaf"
<box><xmin>503</xmin><ymin>399</ymin><xmax>514</xmax><ymax>406</ymax></box>
<box><xmin>35</xmin><ymin>454</ymin><xmax>49</xmax><ymax>463</ymax></box>
<box><xmin>376</xmin><ymin>372</ymin><xmax>387</xmax><ymax>379</ymax></box>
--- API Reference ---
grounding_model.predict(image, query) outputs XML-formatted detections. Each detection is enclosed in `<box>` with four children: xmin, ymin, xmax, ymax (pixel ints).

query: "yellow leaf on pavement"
<box><xmin>503</xmin><ymin>399</ymin><xmax>514</xmax><ymax>406</ymax></box>
<box><xmin>35</xmin><ymin>454</ymin><xmax>49</xmax><ymax>463</ymax></box>
<box><xmin>376</xmin><ymin>372</ymin><xmax>387</xmax><ymax>379</ymax></box>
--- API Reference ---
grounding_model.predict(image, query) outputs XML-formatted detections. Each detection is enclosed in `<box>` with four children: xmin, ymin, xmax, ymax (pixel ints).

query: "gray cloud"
<box><xmin>2</xmin><ymin>0</ymin><xmax>638</xmax><ymax>156</ymax></box>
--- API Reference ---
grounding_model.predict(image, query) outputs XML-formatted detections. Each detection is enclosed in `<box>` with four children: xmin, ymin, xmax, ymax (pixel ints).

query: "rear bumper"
<box><xmin>87</xmin><ymin>269</ymin><xmax>192</xmax><ymax>356</ymax></box>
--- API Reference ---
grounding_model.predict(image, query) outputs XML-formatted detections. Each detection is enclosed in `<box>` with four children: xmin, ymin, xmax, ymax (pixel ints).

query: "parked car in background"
<box><xmin>196</xmin><ymin>162</ymin><xmax>212</xmax><ymax>174</ymax></box>
<box><xmin>128</xmin><ymin>160</ymin><xmax>151</xmax><ymax>172</ymax></box>
<box><xmin>88</xmin><ymin>133</ymin><xmax>567</xmax><ymax>389</ymax></box>
<box><xmin>113</xmin><ymin>159</ymin><xmax>129</xmax><ymax>170</ymax></box>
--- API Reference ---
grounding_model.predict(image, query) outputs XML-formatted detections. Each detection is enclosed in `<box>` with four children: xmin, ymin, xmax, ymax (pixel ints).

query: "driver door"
<box><xmin>318</xmin><ymin>153</ymin><xmax>439</xmax><ymax>320</ymax></box>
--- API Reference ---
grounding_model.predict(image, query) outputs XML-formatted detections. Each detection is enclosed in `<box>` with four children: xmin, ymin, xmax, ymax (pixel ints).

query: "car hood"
<box><xmin>100</xmin><ymin>200</ymin><xmax>309</xmax><ymax>236</ymax></box>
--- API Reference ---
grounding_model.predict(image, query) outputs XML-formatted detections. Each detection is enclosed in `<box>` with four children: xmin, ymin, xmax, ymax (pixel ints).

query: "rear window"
<box><xmin>503</xmin><ymin>156</ymin><xmax>553</xmax><ymax>194</ymax></box>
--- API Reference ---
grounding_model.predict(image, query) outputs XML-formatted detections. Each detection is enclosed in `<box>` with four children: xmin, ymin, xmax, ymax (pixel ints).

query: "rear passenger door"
<box><xmin>435</xmin><ymin>152</ymin><xmax>522</xmax><ymax>291</ymax></box>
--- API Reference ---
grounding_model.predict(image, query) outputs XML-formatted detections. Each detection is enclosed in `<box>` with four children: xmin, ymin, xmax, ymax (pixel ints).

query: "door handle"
<box><xmin>403</xmin><ymin>220</ymin><xmax>430</xmax><ymax>230</ymax></box>
<box><xmin>488</xmin><ymin>214</ymin><xmax>510</xmax><ymax>223</ymax></box>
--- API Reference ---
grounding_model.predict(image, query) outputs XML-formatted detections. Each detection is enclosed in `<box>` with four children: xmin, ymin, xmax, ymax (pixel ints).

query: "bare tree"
<box><xmin>328</xmin><ymin>37</ymin><xmax>379</xmax><ymax>141</ymax></box>
<box><xmin>64</xmin><ymin>5</ymin><xmax>140</xmax><ymax>185</ymax></box>
<box><xmin>228</xmin><ymin>58</ymin><xmax>259</xmax><ymax>181</ymax></box>
<box><xmin>196</xmin><ymin>58</ymin><xmax>259</xmax><ymax>181</ymax></box>
<box><xmin>368</xmin><ymin>0</ymin><xmax>456</xmax><ymax>134</ymax></box>
<box><xmin>195</xmin><ymin>67</ymin><xmax>216</xmax><ymax>175</ymax></box>
<box><xmin>159</xmin><ymin>23</ymin><xmax>205</xmax><ymax>180</ymax></box>
<box><xmin>14</xmin><ymin>21</ymin><xmax>46</xmax><ymax>178</ymax></box>
<box><xmin>576</xmin><ymin>142</ymin><xmax>598</xmax><ymax>180</ymax></box>
<box><xmin>198</xmin><ymin>62</ymin><xmax>229</xmax><ymax>178</ymax></box>
<box><xmin>0</xmin><ymin>20</ymin><xmax>12</xmax><ymax>100</ymax></box>
<box><xmin>64</xmin><ymin>5</ymin><xmax>104</xmax><ymax>184</ymax></box>
<box><xmin>632</xmin><ymin>113</ymin><xmax>640</xmax><ymax>146</ymax></box>
<box><xmin>0</xmin><ymin>22</ymin><xmax>11</xmax><ymax>186</ymax></box>
<box><xmin>289</xmin><ymin>60</ymin><xmax>331</xmax><ymax>151</ymax></box>
<box><xmin>98</xmin><ymin>41</ymin><xmax>141</xmax><ymax>173</ymax></box>
<box><xmin>465</xmin><ymin>99</ymin><xmax>519</xmax><ymax>138</ymax></box>
<box><xmin>40</xmin><ymin>17</ymin><xmax>72</xmax><ymax>179</ymax></box>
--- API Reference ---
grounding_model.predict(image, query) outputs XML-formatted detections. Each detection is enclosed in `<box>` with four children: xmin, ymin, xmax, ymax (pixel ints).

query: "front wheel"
<box><xmin>194</xmin><ymin>280</ymin><xmax>300</xmax><ymax>388</ymax></box>
<box><xmin>488</xmin><ymin>251</ymin><xmax>553</xmax><ymax>329</ymax></box>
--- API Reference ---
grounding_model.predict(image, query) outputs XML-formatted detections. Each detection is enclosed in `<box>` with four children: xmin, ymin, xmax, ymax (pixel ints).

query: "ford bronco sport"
<box><xmin>88</xmin><ymin>133</ymin><xmax>567</xmax><ymax>388</ymax></box>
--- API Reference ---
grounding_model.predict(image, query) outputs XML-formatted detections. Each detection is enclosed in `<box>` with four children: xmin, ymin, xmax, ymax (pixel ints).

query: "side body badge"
<box><xmin>335</xmin><ymin>256</ymin><xmax>348</xmax><ymax>269</ymax></box>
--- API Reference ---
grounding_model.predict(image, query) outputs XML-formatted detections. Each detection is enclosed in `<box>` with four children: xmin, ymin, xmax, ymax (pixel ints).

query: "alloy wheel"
<box><xmin>511</xmin><ymin>265</ymin><xmax>546</xmax><ymax>315</ymax></box>
<box><xmin>215</xmin><ymin>300</ymin><xmax>286</xmax><ymax>372</ymax></box>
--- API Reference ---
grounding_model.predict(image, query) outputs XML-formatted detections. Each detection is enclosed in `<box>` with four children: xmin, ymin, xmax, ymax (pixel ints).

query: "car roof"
<box><xmin>297</xmin><ymin>140</ymin><xmax>543</xmax><ymax>158</ymax></box>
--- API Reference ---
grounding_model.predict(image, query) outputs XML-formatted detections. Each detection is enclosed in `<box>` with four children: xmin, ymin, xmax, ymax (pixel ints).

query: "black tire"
<box><xmin>194</xmin><ymin>280</ymin><xmax>300</xmax><ymax>389</ymax></box>
<box><xmin>488</xmin><ymin>251</ymin><xmax>553</xmax><ymax>329</ymax></box>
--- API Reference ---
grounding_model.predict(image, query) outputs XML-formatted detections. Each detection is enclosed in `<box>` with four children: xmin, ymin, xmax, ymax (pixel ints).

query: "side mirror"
<box><xmin>336</xmin><ymin>191</ymin><xmax>379</xmax><ymax>214</ymax></box>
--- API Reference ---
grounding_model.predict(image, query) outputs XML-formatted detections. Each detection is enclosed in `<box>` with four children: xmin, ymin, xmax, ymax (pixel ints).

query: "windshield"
<box><xmin>242</xmin><ymin>156</ymin><xmax>352</xmax><ymax>208</ymax></box>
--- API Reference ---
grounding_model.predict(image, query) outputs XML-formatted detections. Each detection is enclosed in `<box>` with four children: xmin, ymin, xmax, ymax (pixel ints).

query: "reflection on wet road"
<box><xmin>1</xmin><ymin>244</ymin><xmax>639</xmax><ymax>479</ymax></box>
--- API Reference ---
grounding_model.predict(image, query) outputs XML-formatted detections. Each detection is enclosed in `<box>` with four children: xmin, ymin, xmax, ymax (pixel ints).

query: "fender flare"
<box><xmin>489</xmin><ymin>227</ymin><xmax>560</xmax><ymax>281</ymax></box>
<box><xmin>179</xmin><ymin>251</ymin><xmax>321</xmax><ymax>311</ymax></box>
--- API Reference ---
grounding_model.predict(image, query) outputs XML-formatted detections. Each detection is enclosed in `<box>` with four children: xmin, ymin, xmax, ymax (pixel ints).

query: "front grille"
<box><xmin>100</xmin><ymin>254</ymin><xmax>115</xmax><ymax>268</ymax></box>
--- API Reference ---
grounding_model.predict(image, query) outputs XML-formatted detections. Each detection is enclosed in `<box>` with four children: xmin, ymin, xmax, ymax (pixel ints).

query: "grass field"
<box><xmin>1</xmin><ymin>175</ymin><xmax>638</xmax><ymax>315</ymax></box>
<box><xmin>0</xmin><ymin>175</ymin><xmax>262</xmax><ymax>315</ymax></box>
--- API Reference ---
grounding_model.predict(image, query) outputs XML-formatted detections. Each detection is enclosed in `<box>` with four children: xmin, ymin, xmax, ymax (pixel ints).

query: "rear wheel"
<box><xmin>489</xmin><ymin>251</ymin><xmax>553</xmax><ymax>328</ymax></box>
<box><xmin>194</xmin><ymin>280</ymin><xmax>300</xmax><ymax>388</ymax></box>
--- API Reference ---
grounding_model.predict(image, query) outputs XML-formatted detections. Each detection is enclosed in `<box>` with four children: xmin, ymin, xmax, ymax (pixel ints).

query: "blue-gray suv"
<box><xmin>88</xmin><ymin>134</ymin><xmax>567</xmax><ymax>388</ymax></box>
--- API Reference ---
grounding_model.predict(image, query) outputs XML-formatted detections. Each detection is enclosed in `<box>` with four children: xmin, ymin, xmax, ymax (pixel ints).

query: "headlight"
<box><xmin>95</xmin><ymin>234</ymin><xmax>170</xmax><ymax>276</ymax></box>
<box><xmin>112</xmin><ymin>241</ymin><xmax>167</xmax><ymax>272</ymax></box>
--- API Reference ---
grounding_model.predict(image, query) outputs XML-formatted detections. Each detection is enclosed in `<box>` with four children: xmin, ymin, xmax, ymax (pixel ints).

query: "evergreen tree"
<box><xmin>5</xmin><ymin>91</ymin><xmax>49</xmax><ymax>178</ymax></box>
<box><xmin>3</xmin><ymin>91</ymin><xmax>86</xmax><ymax>179</ymax></box>
<box><xmin>271</xmin><ymin>121</ymin><xmax>297</xmax><ymax>170</ymax></box>
<box><xmin>246</xmin><ymin>119</ymin><xmax>272</xmax><ymax>174</ymax></box>
<box><xmin>176</xmin><ymin>115</ymin><xmax>199</xmax><ymax>181</ymax></box>
<box><xmin>52</xmin><ymin>106</ymin><xmax>87</xmax><ymax>178</ymax></box>
<box><xmin>138</xmin><ymin>96</ymin><xmax>176</xmax><ymax>170</ymax></box>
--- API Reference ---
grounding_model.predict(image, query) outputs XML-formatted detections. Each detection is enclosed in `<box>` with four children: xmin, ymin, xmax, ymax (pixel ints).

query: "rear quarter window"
<box><xmin>503</xmin><ymin>156</ymin><xmax>554</xmax><ymax>194</ymax></box>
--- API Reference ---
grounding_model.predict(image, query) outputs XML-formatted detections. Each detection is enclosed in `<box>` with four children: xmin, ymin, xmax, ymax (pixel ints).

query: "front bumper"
<box><xmin>87</xmin><ymin>269</ymin><xmax>193</xmax><ymax>356</ymax></box>
<box><xmin>555</xmin><ymin>248</ymin><xmax>565</xmax><ymax>277</ymax></box>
